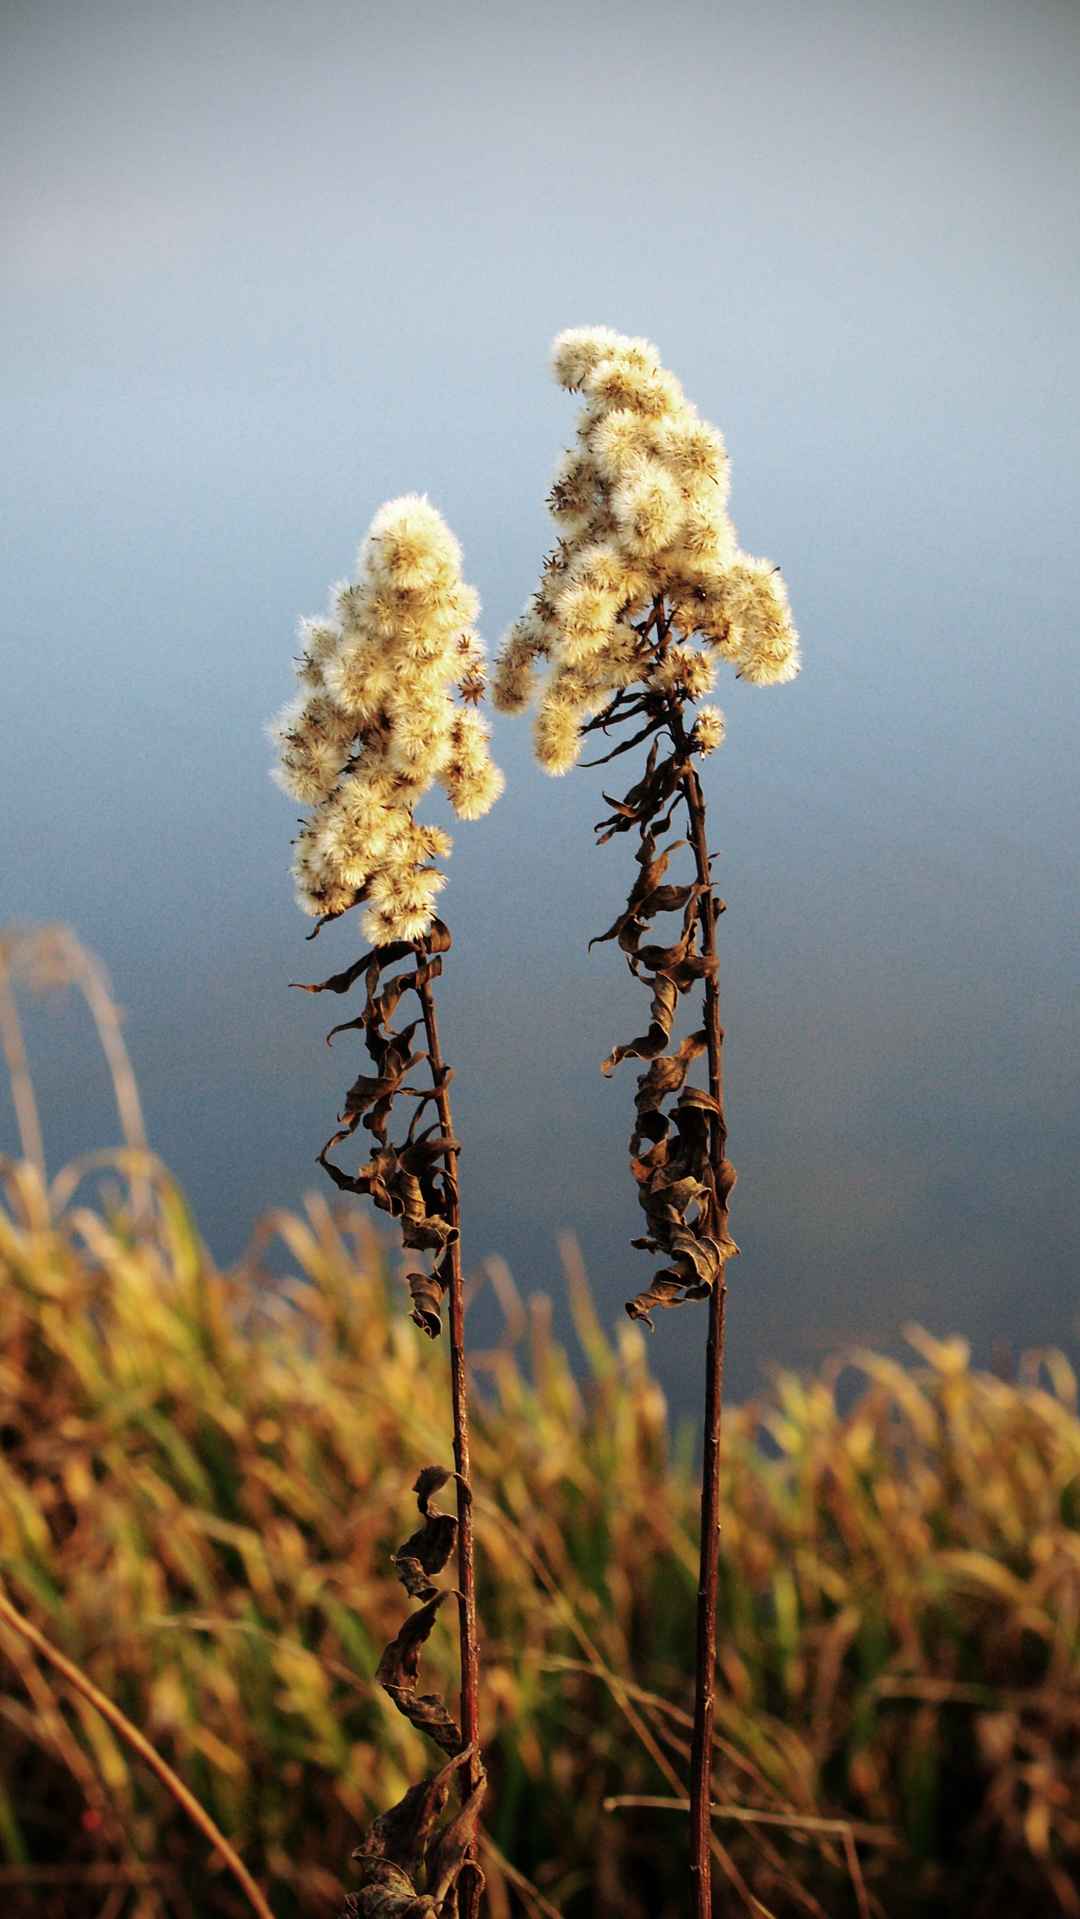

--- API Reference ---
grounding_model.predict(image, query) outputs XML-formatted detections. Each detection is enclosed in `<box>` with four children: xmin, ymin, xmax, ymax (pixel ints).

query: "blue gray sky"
<box><xmin>3</xmin><ymin>0</ymin><xmax>1078</xmax><ymax>1412</ymax></box>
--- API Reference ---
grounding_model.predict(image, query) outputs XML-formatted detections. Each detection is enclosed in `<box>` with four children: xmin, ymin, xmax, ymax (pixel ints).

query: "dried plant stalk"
<box><xmin>586</xmin><ymin>613</ymin><xmax>738</xmax><ymax>1916</ymax></box>
<box><xmin>494</xmin><ymin>327</ymin><xmax>800</xmax><ymax>1916</ymax></box>
<box><xmin>273</xmin><ymin>496</ymin><xmax>501</xmax><ymax>1916</ymax></box>
<box><xmin>302</xmin><ymin>926</ymin><xmax>486</xmax><ymax>1917</ymax></box>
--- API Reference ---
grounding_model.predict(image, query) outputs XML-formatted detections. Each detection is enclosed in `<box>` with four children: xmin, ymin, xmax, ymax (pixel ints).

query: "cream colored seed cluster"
<box><xmin>493</xmin><ymin>326</ymin><xmax>800</xmax><ymax>774</ymax></box>
<box><xmin>270</xmin><ymin>495</ymin><xmax>503</xmax><ymax>944</ymax></box>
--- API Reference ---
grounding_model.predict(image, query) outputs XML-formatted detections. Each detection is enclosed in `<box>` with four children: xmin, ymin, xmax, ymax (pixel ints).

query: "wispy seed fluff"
<box><xmin>270</xmin><ymin>496</ymin><xmax>503</xmax><ymax>943</ymax></box>
<box><xmin>493</xmin><ymin>326</ymin><xmax>800</xmax><ymax>772</ymax></box>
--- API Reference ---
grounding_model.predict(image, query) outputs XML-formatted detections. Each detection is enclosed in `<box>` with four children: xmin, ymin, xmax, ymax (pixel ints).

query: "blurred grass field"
<box><xmin>1</xmin><ymin>929</ymin><xmax>1079</xmax><ymax>1917</ymax></box>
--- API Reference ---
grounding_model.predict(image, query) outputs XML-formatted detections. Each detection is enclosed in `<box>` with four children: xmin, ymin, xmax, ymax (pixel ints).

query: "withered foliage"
<box><xmin>583</xmin><ymin>607</ymin><xmax>739</xmax><ymax>1327</ymax></box>
<box><xmin>294</xmin><ymin>928</ymin><xmax>485</xmax><ymax>1914</ymax></box>
<box><xmin>376</xmin><ymin>1468</ymin><xmax>462</xmax><ymax>1752</ymax></box>
<box><xmin>343</xmin><ymin>1472</ymin><xmax>485</xmax><ymax>1915</ymax></box>
<box><xmin>343</xmin><ymin>1744</ymin><xmax>485</xmax><ymax>1919</ymax></box>
<box><xmin>293</xmin><ymin>921</ymin><xmax>459</xmax><ymax>1338</ymax></box>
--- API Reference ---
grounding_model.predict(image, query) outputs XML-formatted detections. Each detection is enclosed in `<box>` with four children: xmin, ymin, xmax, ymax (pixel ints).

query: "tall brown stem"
<box><xmin>414</xmin><ymin>963</ymin><xmax>483</xmax><ymax>1919</ymax></box>
<box><xmin>674</xmin><ymin>720</ymin><xmax>734</xmax><ymax>1918</ymax></box>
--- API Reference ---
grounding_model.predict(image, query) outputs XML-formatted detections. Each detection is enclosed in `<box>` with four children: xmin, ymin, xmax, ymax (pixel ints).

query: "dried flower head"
<box><xmin>692</xmin><ymin>704</ymin><xmax>727</xmax><ymax>754</ymax></box>
<box><xmin>494</xmin><ymin>326</ymin><xmax>800</xmax><ymax>756</ymax></box>
<box><xmin>270</xmin><ymin>496</ymin><xmax>503</xmax><ymax>941</ymax></box>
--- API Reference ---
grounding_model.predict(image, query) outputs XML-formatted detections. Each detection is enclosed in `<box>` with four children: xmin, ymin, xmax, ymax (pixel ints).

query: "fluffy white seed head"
<box><xmin>271</xmin><ymin>496</ymin><xmax>502</xmax><ymax>938</ymax></box>
<box><xmin>443</xmin><ymin>755</ymin><xmax>506</xmax><ymax>820</ymax></box>
<box><xmin>534</xmin><ymin>697</ymin><xmax>584</xmax><ymax>776</ymax></box>
<box><xmin>551</xmin><ymin>325</ymin><xmax>625</xmax><ymax>391</ymax></box>
<box><xmin>438</xmin><ymin>711</ymin><xmax>505</xmax><ymax>820</ymax></box>
<box><xmin>324</xmin><ymin>633</ymin><xmax>395</xmax><ymax>723</ymax></box>
<box><xmin>588</xmin><ymin>353</ymin><xmax>683</xmax><ymax>422</ymax></box>
<box><xmin>295</xmin><ymin>616</ymin><xmax>342</xmax><ymax>691</ymax></box>
<box><xmin>589</xmin><ymin>406</ymin><xmax>663</xmax><ymax>478</ymax></box>
<box><xmin>612</xmin><ymin>463</ymin><xmax>683</xmax><ymax>557</ymax></box>
<box><xmin>493</xmin><ymin>325</ymin><xmax>799</xmax><ymax>773</ymax></box>
<box><xmin>492</xmin><ymin>609</ymin><xmax>552</xmax><ymax>714</ymax></box>
<box><xmin>360</xmin><ymin>493</ymin><xmax>462</xmax><ymax>592</ymax></box>
<box><xmin>656</xmin><ymin>414</ymin><xmax>729</xmax><ymax>492</ymax></box>
<box><xmin>704</xmin><ymin>557</ymin><xmax>802</xmax><ymax>685</ymax></box>
<box><xmin>547</xmin><ymin>448</ymin><xmax>602</xmax><ymax>533</ymax></box>
<box><xmin>693</xmin><ymin>705</ymin><xmax>727</xmax><ymax>754</ymax></box>
<box><xmin>651</xmin><ymin>646</ymin><xmax>717</xmax><ymax>700</ymax></box>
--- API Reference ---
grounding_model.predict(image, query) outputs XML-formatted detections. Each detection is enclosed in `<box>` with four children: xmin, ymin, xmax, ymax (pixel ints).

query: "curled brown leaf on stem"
<box><xmin>376</xmin><ymin>1593</ymin><xmax>463</xmax><ymax>1755</ymax></box>
<box><xmin>394</xmin><ymin>1468</ymin><xmax>458</xmax><ymax>1599</ymax></box>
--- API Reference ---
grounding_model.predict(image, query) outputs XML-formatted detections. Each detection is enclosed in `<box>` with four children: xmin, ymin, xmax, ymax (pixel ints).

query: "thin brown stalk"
<box><xmin>305</xmin><ymin>924</ymin><xmax>487</xmax><ymax>1911</ymax></box>
<box><xmin>571</xmin><ymin>588</ymin><xmax>750</xmax><ymax>1909</ymax></box>
<box><xmin>0</xmin><ymin>1586</ymin><xmax>275</xmax><ymax>1919</ymax></box>
<box><xmin>414</xmin><ymin>964</ymin><xmax>483</xmax><ymax>1919</ymax></box>
<box><xmin>677</xmin><ymin>736</ymin><xmax>733</xmax><ymax>1919</ymax></box>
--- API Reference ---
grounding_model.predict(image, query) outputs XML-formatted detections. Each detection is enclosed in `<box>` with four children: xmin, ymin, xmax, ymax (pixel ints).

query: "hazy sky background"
<box><xmin>3</xmin><ymin>0</ymin><xmax>1078</xmax><ymax>1415</ymax></box>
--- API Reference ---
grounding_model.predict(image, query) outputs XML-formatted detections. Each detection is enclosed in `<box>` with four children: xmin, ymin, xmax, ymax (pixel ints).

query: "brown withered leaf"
<box><xmin>596</xmin><ymin>741</ymin><xmax>685</xmax><ymax>842</ymax></box>
<box><xmin>424</xmin><ymin>919</ymin><xmax>453</xmax><ymax>957</ymax></box>
<box><xmin>413</xmin><ymin>1466</ymin><xmax>452</xmax><ymax>1512</ymax></box>
<box><xmin>601</xmin><ymin>974</ymin><xmax>680</xmax><ymax>1074</ymax></box>
<box><xmin>375</xmin><ymin>1593</ymin><xmax>463</xmax><ymax>1754</ymax></box>
<box><xmin>391</xmin><ymin>1689</ymin><xmax>462</xmax><ymax>1754</ymax></box>
<box><xmin>342</xmin><ymin>1859</ymin><xmax>436</xmax><ymax>1916</ymax></box>
<box><xmin>425</xmin><ymin>1764</ymin><xmax>487</xmax><ymax>1909</ymax></box>
<box><xmin>406</xmin><ymin>1270</ymin><xmax>445</xmax><ymax>1340</ymax></box>
<box><xmin>588</xmin><ymin>830</ymin><xmax>685</xmax><ymax>950</ymax></box>
<box><xmin>353</xmin><ymin>1748</ymin><xmax>469</xmax><ymax>1870</ymax></box>
<box><xmin>292</xmin><ymin>940</ymin><xmax>415</xmax><ymax>997</ymax></box>
<box><xmin>397</xmin><ymin>1169</ymin><xmax>456</xmax><ymax>1254</ymax></box>
<box><xmin>625</xmin><ymin>1272</ymin><xmax>695</xmax><ymax>1327</ymax></box>
<box><xmin>633</xmin><ymin>1030</ymin><xmax>707</xmax><ymax>1121</ymax></box>
<box><xmin>393</xmin><ymin>1467</ymin><xmax>457</xmax><ymax>1599</ymax></box>
<box><xmin>344</xmin><ymin>1748</ymin><xmax>484</xmax><ymax>1919</ymax></box>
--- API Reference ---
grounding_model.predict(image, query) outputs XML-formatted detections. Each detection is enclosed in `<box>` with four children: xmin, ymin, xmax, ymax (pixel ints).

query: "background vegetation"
<box><xmin>1</xmin><ymin>935</ymin><xmax>1079</xmax><ymax>1917</ymax></box>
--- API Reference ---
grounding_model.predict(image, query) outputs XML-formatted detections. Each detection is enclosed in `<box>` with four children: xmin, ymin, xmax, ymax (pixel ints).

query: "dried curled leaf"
<box><xmin>373</xmin><ymin>1468</ymin><xmax>463</xmax><ymax>1753</ymax></box>
<box><xmin>393</xmin><ymin>1468</ymin><xmax>457</xmax><ymax>1598</ymax></box>
<box><xmin>406</xmin><ymin>1270</ymin><xmax>445</xmax><ymax>1340</ymax></box>
<box><xmin>376</xmin><ymin>1593</ymin><xmax>462</xmax><ymax>1753</ymax></box>
<box><xmin>344</xmin><ymin>1746</ymin><xmax>485</xmax><ymax>1918</ymax></box>
<box><xmin>292</xmin><ymin>939</ymin><xmax>415</xmax><ymax>997</ymax></box>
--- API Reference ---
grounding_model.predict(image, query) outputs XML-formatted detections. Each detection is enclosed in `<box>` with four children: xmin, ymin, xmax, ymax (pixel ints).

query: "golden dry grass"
<box><xmin>1</xmin><ymin>930</ymin><xmax>1079</xmax><ymax>1917</ymax></box>
<box><xmin>2</xmin><ymin>1155</ymin><xmax>1079</xmax><ymax>1917</ymax></box>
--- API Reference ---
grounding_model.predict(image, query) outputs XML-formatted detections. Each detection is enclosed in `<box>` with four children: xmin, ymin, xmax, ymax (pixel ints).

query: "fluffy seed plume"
<box><xmin>692</xmin><ymin>704</ymin><xmax>727</xmax><ymax>754</ymax></box>
<box><xmin>493</xmin><ymin>326</ymin><xmax>801</xmax><ymax>760</ymax></box>
<box><xmin>270</xmin><ymin>496</ymin><xmax>503</xmax><ymax>940</ymax></box>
